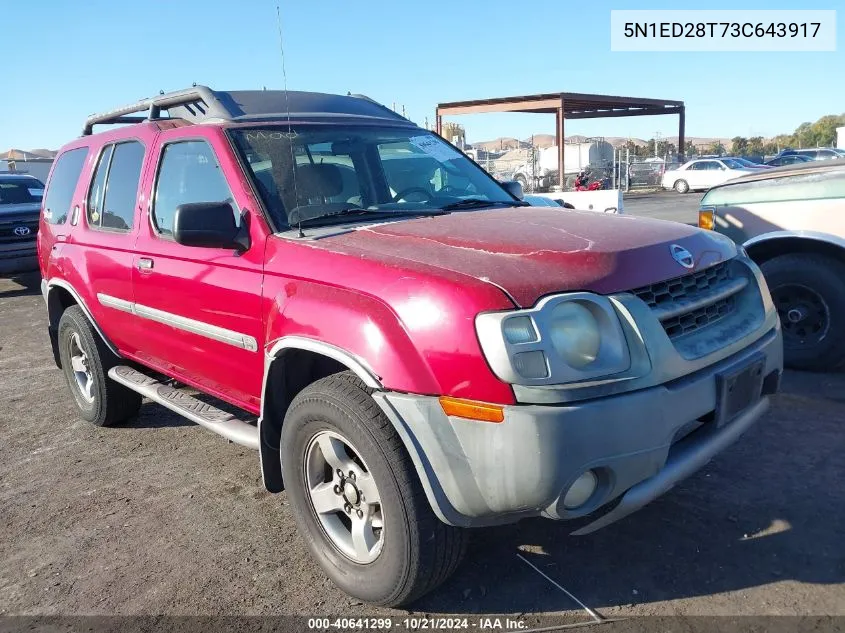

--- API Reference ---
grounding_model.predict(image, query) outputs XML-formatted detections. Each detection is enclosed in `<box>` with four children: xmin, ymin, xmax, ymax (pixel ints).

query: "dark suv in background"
<box><xmin>0</xmin><ymin>173</ymin><xmax>44</xmax><ymax>274</ymax></box>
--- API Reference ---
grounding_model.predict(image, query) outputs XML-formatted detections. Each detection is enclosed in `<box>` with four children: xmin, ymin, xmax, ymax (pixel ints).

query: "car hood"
<box><xmin>311</xmin><ymin>206</ymin><xmax>736</xmax><ymax>307</ymax></box>
<box><xmin>0</xmin><ymin>202</ymin><xmax>41</xmax><ymax>218</ymax></box>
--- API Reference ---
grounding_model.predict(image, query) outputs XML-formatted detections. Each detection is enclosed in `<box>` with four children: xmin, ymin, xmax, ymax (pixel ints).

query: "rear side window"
<box><xmin>152</xmin><ymin>140</ymin><xmax>237</xmax><ymax>236</ymax></box>
<box><xmin>43</xmin><ymin>148</ymin><xmax>88</xmax><ymax>225</ymax></box>
<box><xmin>87</xmin><ymin>146</ymin><xmax>113</xmax><ymax>225</ymax></box>
<box><xmin>87</xmin><ymin>141</ymin><xmax>144</xmax><ymax>232</ymax></box>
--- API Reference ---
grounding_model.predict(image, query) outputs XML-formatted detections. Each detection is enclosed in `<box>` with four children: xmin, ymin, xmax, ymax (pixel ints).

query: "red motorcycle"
<box><xmin>573</xmin><ymin>170</ymin><xmax>604</xmax><ymax>191</ymax></box>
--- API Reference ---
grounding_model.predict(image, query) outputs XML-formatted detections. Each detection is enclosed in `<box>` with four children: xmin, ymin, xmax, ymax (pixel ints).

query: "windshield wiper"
<box><xmin>439</xmin><ymin>198</ymin><xmax>529</xmax><ymax>211</ymax></box>
<box><xmin>295</xmin><ymin>206</ymin><xmax>447</xmax><ymax>227</ymax></box>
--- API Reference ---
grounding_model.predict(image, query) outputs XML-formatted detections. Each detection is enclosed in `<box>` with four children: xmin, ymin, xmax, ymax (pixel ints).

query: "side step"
<box><xmin>108</xmin><ymin>365</ymin><xmax>259</xmax><ymax>450</ymax></box>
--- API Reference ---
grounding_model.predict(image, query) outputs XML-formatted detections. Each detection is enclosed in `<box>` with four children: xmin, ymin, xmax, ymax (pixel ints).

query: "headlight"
<box><xmin>475</xmin><ymin>293</ymin><xmax>632</xmax><ymax>386</ymax></box>
<box><xmin>548</xmin><ymin>302</ymin><xmax>600</xmax><ymax>368</ymax></box>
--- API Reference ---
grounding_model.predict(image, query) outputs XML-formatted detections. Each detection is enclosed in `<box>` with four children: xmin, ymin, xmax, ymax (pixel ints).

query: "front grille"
<box><xmin>662</xmin><ymin>295</ymin><xmax>736</xmax><ymax>338</ymax></box>
<box><xmin>633</xmin><ymin>262</ymin><xmax>730</xmax><ymax>309</ymax></box>
<box><xmin>632</xmin><ymin>261</ymin><xmax>740</xmax><ymax>339</ymax></box>
<box><xmin>0</xmin><ymin>219</ymin><xmax>38</xmax><ymax>244</ymax></box>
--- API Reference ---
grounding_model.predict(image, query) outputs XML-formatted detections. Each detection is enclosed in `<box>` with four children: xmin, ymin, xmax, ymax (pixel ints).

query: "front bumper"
<box><xmin>374</xmin><ymin>324</ymin><xmax>782</xmax><ymax>531</ymax></box>
<box><xmin>0</xmin><ymin>243</ymin><xmax>37</xmax><ymax>275</ymax></box>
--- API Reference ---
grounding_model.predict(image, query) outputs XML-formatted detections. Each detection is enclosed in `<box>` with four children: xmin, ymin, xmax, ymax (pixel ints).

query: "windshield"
<box><xmin>0</xmin><ymin>178</ymin><xmax>44</xmax><ymax>205</ymax></box>
<box><xmin>230</xmin><ymin>126</ymin><xmax>515</xmax><ymax>229</ymax></box>
<box><xmin>721</xmin><ymin>159</ymin><xmax>746</xmax><ymax>170</ymax></box>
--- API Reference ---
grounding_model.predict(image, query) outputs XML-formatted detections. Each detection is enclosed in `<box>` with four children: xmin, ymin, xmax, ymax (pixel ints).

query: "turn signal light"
<box><xmin>698</xmin><ymin>209</ymin><xmax>715</xmax><ymax>230</ymax></box>
<box><xmin>439</xmin><ymin>397</ymin><xmax>505</xmax><ymax>423</ymax></box>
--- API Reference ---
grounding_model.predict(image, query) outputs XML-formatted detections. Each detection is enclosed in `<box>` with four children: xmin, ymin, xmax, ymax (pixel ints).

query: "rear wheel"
<box><xmin>674</xmin><ymin>179</ymin><xmax>690</xmax><ymax>194</ymax></box>
<box><xmin>57</xmin><ymin>306</ymin><xmax>141</xmax><ymax>426</ymax></box>
<box><xmin>761</xmin><ymin>253</ymin><xmax>845</xmax><ymax>371</ymax></box>
<box><xmin>280</xmin><ymin>372</ymin><xmax>467</xmax><ymax>606</ymax></box>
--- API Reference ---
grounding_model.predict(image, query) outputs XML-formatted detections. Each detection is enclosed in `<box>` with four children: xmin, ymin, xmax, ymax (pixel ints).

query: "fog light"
<box><xmin>563</xmin><ymin>470</ymin><xmax>598</xmax><ymax>509</ymax></box>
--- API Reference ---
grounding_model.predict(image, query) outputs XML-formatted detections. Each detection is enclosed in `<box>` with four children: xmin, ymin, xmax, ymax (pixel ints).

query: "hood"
<box><xmin>0</xmin><ymin>202</ymin><xmax>41</xmax><ymax>219</ymax></box>
<box><xmin>310</xmin><ymin>206</ymin><xmax>736</xmax><ymax>307</ymax></box>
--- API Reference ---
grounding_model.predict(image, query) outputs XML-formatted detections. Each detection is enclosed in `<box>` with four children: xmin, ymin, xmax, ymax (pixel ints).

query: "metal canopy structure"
<box><xmin>436</xmin><ymin>91</ymin><xmax>686</xmax><ymax>189</ymax></box>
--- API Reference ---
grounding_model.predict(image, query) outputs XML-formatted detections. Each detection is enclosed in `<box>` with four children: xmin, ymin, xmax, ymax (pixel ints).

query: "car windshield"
<box><xmin>721</xmin><ymin>159</ymin><xmax>746</xmax><ymax>169</ymax></box>
<box><xmin>230</xmin><ymin>126</ymin><xmax>516</xmax><ymax>229</ymax></box>
<box><xmin>0</xmin><ymin>178</ymin><xmax>44</xmax><ymax>205</ymax></box>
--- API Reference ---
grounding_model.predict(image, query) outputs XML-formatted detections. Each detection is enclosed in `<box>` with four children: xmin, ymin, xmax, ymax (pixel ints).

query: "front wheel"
<box><xmin>280</xmin><ymin>372</ymin><xmax>467</xmax><ymax>606</ymax></box>
<box><xmin>674</xmin><ymin>179</ymin><xmax>690</xmax><ymax>194</ymax></box>
<box><xmin>762</xmin><ymin>253</ymin><xmax>845</xmax><ymax>371</ymax></box>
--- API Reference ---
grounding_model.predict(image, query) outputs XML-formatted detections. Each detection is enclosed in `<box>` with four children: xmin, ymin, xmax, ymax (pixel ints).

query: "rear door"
<box><xmin>683</xmin><ymin>161</ymin><xmax>704</xmax><ymax>188</ymax></box>
<box><xmin>73</xmin><ymin>138</ymin><xmax>149</xmax><ymax>353</ymax></box>
<box><xmin>129</xmin><ymin>127</ymin><xmax>266</xmax><ymax>412</ymax></box>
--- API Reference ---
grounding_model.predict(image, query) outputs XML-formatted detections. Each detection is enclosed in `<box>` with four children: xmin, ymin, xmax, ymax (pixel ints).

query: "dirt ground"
<box><xmin>1</xmin><ymin>269</ymin><xmax>844</xmax><ymax>621</ymax></box>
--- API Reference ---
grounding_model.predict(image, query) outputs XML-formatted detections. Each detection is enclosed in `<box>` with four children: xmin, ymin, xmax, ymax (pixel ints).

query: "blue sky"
<box><xmin>2</xmin><ymin>0</ymin><xmax>841</xmax><ymax>150</ymax></box>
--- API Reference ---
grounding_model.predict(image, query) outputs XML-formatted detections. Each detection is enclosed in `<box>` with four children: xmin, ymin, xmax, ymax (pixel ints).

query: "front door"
<box><xmin>130</xmin><ymin>128</ymin><xmax>266</xmax><ymax>412</ymax></box>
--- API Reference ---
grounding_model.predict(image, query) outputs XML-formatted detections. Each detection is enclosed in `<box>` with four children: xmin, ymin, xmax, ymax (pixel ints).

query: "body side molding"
<box><xmin>97</xmin><ymin>293</ymin><xmax>259</xmax><ymax>352</ymax></box>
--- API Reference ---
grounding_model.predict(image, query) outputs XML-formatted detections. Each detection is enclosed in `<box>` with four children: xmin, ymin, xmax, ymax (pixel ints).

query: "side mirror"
<box><xmin>173</xmin><ymin>201</ymin><xmax>247</xmax><ymax>250</ymax></box>
<box><xmin>500</xmin><ymin>180</ymin><xmax>524</xmax><ymax>200</ymax></box>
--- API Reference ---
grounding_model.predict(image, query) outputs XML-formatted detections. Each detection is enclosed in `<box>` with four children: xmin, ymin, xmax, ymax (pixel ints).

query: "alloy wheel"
<box><xmin>68</xmin><ymin>332</ymin><xmax>95</xmax><ymax>403</ymax></box>
<box><xmin>304</xmin><ymin>430</ymin><xmax>384</xmax><ymax>564</ymax></box>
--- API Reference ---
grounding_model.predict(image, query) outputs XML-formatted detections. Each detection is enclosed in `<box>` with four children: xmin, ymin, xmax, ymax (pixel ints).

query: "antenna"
<box><xmin>275</xmin><ymin>1</ymin><xmax>303</xmax><ymax>237</ymax></box>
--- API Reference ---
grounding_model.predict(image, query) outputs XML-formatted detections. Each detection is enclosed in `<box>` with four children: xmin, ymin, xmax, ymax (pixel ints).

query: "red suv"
<box><xmin>39</xmin><ymin>86</ymin><xmax>783</xmax><ymax>606</ymax></box>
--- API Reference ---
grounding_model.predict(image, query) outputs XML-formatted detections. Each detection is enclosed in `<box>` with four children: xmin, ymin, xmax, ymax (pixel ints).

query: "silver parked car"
<box><xmin>699</xmin><ymin>159</ymin><xmax>845</xmax><ymax>370</ymax></box>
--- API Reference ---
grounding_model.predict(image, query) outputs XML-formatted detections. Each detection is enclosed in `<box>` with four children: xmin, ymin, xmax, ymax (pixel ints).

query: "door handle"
<box><xmin>137</xmin><ymin>257</ymin><xmax>154</xmax><ymax>271</ymax></box>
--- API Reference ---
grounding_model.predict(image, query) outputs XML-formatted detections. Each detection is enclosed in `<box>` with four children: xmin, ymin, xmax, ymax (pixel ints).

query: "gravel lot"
<box><xmin>1</xmin><ymin>198</ymin><xmax>843</xmax><ymax>621</ymax></box>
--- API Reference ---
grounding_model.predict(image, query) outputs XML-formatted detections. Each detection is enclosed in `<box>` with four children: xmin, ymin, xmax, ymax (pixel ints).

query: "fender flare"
<box><xmin>744</xmin><ymin>230</ymin><xmax>845</xmax><ymax>252</ymax></box>
<box><xmin>44</xmin><ymin>278</ymin><xmax>120</xmax><ymax>357</ymax></box>
<box><xmin>256</xmin><ymin>336</ymin><xmax>457</xmax><ymax>524</ymax></box>
<box><xmin>257</xmin><ymin>336</ymin><xmax>384</xmax><ymax>492</ymax></box>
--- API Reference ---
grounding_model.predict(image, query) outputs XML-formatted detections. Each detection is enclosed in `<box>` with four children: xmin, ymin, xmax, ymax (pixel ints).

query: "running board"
<box><xmin>108</xmin><ymin>365</ymin><xmax>259</xmax><ymax>450</ymax></box>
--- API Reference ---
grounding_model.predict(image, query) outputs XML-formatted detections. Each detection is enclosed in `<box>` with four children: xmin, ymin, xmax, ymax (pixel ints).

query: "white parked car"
<box><xmin>662</xmin><ymin>158</ymin><xmax>756</xmax><ymax>194</ymax></box>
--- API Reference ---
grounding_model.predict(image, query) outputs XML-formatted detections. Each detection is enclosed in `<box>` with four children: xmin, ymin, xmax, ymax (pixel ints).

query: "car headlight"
<box><xmin>476</xmin><ymin>293</ymin><xmax>632</xmax><ymax>386</ymax></box>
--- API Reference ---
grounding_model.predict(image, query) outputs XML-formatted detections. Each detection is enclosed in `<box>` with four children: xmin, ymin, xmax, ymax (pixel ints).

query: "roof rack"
<box><xmin>82</xmin><ymin>85</ymin><xmax>410</xmax><ymax>136</ymax></box>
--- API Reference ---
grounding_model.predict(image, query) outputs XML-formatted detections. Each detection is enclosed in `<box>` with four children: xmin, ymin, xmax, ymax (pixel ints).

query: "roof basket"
<box><xmin>82</xmin><ymin>85</ymin><xmax>409</xmax><ymax>136</ymax></box>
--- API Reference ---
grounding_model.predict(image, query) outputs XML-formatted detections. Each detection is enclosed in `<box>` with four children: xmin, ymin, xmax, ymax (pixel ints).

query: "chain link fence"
<box><xmin>469</xmin><ymin>141</ymin><xmax>673</xmax><ymax>192</ymax></box>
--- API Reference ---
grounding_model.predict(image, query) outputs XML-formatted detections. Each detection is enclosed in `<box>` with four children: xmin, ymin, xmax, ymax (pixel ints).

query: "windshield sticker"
<box><xmin>409</xmin><ymin>136</ymin><xmax>463</xmax><ymax>162</ymax></box>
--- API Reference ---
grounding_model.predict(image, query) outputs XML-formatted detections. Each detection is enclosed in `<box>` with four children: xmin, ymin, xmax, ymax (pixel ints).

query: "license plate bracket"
<box><xmin>715</xmin><ymin>354</ymin><xmax>766</xmax><ymax>428</ymax></box>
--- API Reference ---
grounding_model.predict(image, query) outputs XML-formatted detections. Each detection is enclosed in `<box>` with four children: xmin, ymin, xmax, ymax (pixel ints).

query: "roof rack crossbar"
<box><xmin>82</xmin><ymin>85</ymin><xmax>411</xmax><ymax>136</ymax></box>
<box><xmin>82</xmin><ymin>85</ymin><xmax>227</xmax><ymax>136</ymax></box>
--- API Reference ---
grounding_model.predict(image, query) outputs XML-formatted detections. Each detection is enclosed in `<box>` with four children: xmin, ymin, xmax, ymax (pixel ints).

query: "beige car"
<box><xmin>699</xmin><ymin>159</ymin><xmax>845</xmax><ymax>370</ymax></box>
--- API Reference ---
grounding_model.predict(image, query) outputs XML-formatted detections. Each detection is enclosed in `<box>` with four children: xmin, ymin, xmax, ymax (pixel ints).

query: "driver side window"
<box><xmin>152</xmin><ymin>140</ymin><xmax>238</xmax><ymax>236</ymax></box>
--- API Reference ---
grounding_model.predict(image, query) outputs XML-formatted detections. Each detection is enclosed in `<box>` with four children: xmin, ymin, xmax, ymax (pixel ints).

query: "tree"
<box><xmin>706</xmin><ymin>142</ymin><xmax>726</xmax><ymax>156</ymax></box>
<box><xmin>684</xmin><ymin>141</ymin><xmax>696</xmax><ymax>157</ymax></box>
<box><xmin>731</xmin><ymin>136</ymin><xmax>749</xmax><ymax>155</ymax></box>
<box><xmin>747</xmin><ymin>136</ymin><xmax>765</xmax><ymax>156</ymax></box>
<box><xmin>622</xmin><ymin>140</ymin><xmax>642</xmax><ymax>157</ymax></box>
<box><xmin>809</xmin><ymin>115</ymin><xmax>845</xmax><ymax>147</ymax></box>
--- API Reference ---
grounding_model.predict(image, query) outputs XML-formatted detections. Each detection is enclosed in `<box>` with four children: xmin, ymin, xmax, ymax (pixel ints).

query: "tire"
<box><xmin>674</xmin><ymin>179</ymin><xmax>690</xmax><ymax>194</ymax></box>
<box><xmin>761</xmin><ymin>253</ymin><xmax>845</xmax><ymax>371</ymax></box>
<box><xmin>280</xmin><ymin>371</ymin><xmax>467</xmax><ymax>606</ymax></box>
<box><xmin>57</xmin><ymin>305</ymin><xmax>141</xmax><ymax>426</ymax></box>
